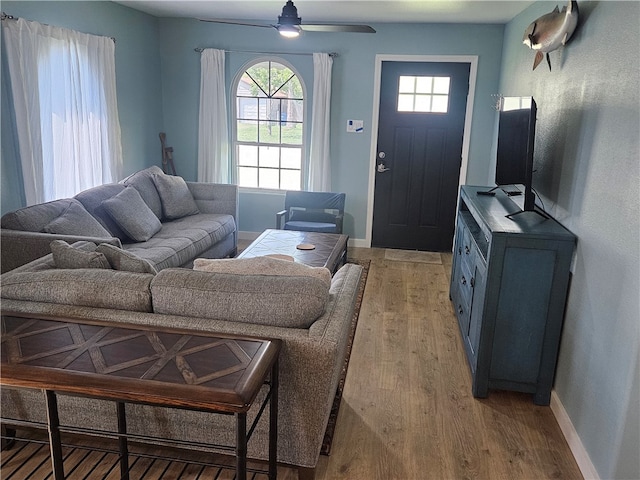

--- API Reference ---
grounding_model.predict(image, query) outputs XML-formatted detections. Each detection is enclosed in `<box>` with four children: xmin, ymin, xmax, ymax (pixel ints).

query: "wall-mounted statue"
<box><xmin>523</xmin><ymin>0</ymin><xmax>579</xmax><ymax>71</ymax></box>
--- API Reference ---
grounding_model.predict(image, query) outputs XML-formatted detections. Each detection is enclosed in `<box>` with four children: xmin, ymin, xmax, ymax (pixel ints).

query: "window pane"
<box><xmin>237</xmin><ymin>121</ymin><xmax>257</xmax><ymax>142</ymax></box>
<box><xmin>415</xmin><ymin>76</ymin><xmax>433</xmax><ymax>94</ymax></box>
<box><xmin>414</xmin><ymin>94</ymin><xmax>431</xmax><ymax>112</ymax></box>
<box><xmin>398</xmin><ymin>94</ymin><xmax>414</xmax><ymax>112</ymax></box>
<box><xmin>259</xmin><ymin>145</ymin><xmax>279</xmax><ymax>168</ymax></box>
<box><xmin>433</xmin><ymin>77</ymin><xmax>450</xmax><ymax>94</ymax></box>
<box><xmin>432</xmin><ymin>95</ymin><xmax>449</xmax><ymax>113</ymax></box>
<box><xmin>238</xmin><ymin>145</ymin><xmax>258</xmax><ymax>166</ymax></box>
<box><xmin>398</xmin><ymin>76</ymin><xmax>415</xmax><ymax>93</ymax></box>
<box><xmin>259</xmin><ymin>168</ymin><xmax>279</xmax><ymax>189</ymax></box>
<box><xmin>260</xmin><ymin>98</ymin><xmax>281</xmax><ymax>121</ymax></box>
<box><xmin>238</xmin><ymin>166</ymin><xmax>258</xmax><ymax>188</ymax></box>
<box><xmin>281</xmin><ymin>169</ymin><xmax>301</xmax><ymax>190</ymax></box>
<box><xmin>281</xmin><ymin>147</ymin><xmax>301</xmax><ymax>169</ymax></box>
<box><xmin>246</xmin><ymin>61</ymin><xmax>270</xmax><ymax>97</ymax></box>
<box><xmin>282</xmin><ymin>124</ymin><xmax>302</xmax><ymax>145</ymax></box>
<box><xmin>237</xmin><ymin>97</ymin><xmax>258</xmax><ymax>120</ymax></box>
<box><xmin>259</xmin><ymin>121</ymin><xmax>280</xmax><ymax>144</ymax></box>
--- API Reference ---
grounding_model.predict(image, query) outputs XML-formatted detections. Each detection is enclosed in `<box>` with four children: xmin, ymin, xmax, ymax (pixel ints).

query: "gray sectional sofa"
<box><xmin>0</xmin><ymin>168</ymin><xmax>363</xmax><ymax>475</ymax></box>
<box><xmin>1</xmin><ymin>242</ymin><xmax>363</xmax><ymax>476</ymax></box>
<box><xmin>0</xmin><ymin>166</ymin><xmax>238</xmax><ymax>273</ymax></box>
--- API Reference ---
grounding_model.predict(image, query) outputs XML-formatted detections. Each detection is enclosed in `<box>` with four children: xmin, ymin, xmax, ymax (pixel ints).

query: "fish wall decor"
<box><xmin>523</xmin><ymin>0</ymin><xmax>579</xmax><ymax>71</ymax></box>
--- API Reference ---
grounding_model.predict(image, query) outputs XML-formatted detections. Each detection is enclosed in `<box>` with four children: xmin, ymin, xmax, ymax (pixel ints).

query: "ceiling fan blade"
<box><xmin>300</xmin><ymin>24</ymin><xmax>376</xmax><ymax>33</ymax></box>
<box><xmin>198</xmin><ymin>18</ymin><xmax>275</xmax><ymax>29</ymax></box>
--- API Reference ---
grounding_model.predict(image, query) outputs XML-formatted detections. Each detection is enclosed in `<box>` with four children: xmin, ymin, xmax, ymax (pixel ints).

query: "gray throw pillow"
<box><xmin>43</xmin><ymin>202</ymin><xmax>112</xmax><ymax>238</ymax></box>
<box><xmin>96</xmin><ymin>243</ymin><xmax>157</xmax><ymax>275</ymax></box>
<box><xmin>101</xmin><ymin>187</ymin><xmax>162</xmax><ymax>242</ymax></box>
<box><xmin>152</xmin><ymin>173</ymin><xmax>199</xmax><ymax>220</ymax></box>
<box><xmin>50</xmin><ymin>240</ymin><xmax>111</xmax><ymax>269</ymax></box>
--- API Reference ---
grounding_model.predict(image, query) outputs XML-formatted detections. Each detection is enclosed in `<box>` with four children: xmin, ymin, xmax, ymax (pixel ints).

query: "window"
<box><xmin>397</xmin><ymin>75</ymin><xmax>450</xmax><ymax>113</ymax></box>
<box><xmin>3</xmin><ymin>18</ymin><xmax>122</xmax><ymax>205</ymax></box>
<box><xmin>234</xmin><ymin>60</ymin><xmax>304</xmax><ymax>190</ymax></box>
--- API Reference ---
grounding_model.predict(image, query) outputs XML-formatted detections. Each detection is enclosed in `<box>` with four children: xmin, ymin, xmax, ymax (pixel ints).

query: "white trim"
<box><xmin>550</xmin><ymin>390</ymin><xmax>600</xmax><ymax>480</ymax></box>
<box><xmin>365</xmin><ymin>54</ymin><xmax>478</xmax><ymax>248</ymax></box>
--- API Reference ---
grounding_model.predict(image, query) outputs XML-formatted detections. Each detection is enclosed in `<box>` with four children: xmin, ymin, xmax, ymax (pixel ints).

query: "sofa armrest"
<box><xmin>276</xmin><ymin>209</ymin><xmax>288</xmax><ymax>229</ymax></box>
<box><xmin>0</xmin><ymin>229</ymin><xmax>121</xmax><ymax>274</ymax></box>
<box><xmin>186</xmin><ymin>182</ymin><xmax>238</xmax><ymax>219</ymax></box>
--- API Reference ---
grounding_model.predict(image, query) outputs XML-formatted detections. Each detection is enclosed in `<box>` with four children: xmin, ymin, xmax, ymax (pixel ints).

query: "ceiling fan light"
<box><xmin>278</xmin><ymin>24</ymin><xmax>300</xmax><ymax>38</ymax></box>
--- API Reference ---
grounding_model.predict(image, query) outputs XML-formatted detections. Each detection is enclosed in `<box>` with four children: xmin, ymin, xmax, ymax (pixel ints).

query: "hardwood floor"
<box><xmin>0</xmin><ymin>247</ymin><xmax>583</xmax><ymax>479</ymax></box>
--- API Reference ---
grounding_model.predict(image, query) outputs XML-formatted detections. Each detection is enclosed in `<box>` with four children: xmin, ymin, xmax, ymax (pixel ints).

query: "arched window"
<box><xmin>234</xmin><ymin>59</ymin><xmax>304</xmax><ymax>190</ymax></box>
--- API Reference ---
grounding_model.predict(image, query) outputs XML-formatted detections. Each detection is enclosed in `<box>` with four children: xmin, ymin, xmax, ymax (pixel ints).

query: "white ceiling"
<box><xmin>114</xmin><ymin>1</ymin><xmax>534</xmax><ymax>24</ymax></box>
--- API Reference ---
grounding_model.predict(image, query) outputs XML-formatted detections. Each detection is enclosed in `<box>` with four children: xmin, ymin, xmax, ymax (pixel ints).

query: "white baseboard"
<box><xmin>550</xmin><ymin>390</ymin><xmax>600</xmax><ymax>480</ymax></box>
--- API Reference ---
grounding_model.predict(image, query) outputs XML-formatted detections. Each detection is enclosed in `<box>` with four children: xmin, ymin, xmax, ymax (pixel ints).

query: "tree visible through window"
<box><xmin>235</xmin><ymin>60</ymin><xmax>304</xmax><ymax>190</ymax></box>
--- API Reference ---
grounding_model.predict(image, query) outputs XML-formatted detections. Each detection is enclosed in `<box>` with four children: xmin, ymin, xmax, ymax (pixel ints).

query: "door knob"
<box><xmin>377</xmin><ymin>163</ymin><xmax>390</xmax><ymax>173</ymax></box>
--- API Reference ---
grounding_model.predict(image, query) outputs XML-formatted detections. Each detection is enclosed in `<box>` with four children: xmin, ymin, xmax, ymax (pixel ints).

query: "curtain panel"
<box><xmin>2</xmin><ymin>17</ymin><xmax>122</xmax><ymax>205</ymax></box>
<box><xmin>197</xmin><ymin>48</ymin><xmax>230</xmax><ymax>184</ymax></box>
<box><xmin>308</xmin><ymin>53</ymin><xmax>333</xmax><ymax>192</ymax></box>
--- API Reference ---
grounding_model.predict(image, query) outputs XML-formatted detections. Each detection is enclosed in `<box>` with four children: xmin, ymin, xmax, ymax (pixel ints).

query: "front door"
<box><xmin>372</xmin><ymin>61</ymin><xmax>470</xmax><ymax>251</ymax></box>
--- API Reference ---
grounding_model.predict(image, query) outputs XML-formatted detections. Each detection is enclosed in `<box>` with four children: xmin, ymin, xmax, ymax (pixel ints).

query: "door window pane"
<box><xmin>397</xmin><ymin>75</ymin><xmax>450</xmax><ymax>113</ymax></box>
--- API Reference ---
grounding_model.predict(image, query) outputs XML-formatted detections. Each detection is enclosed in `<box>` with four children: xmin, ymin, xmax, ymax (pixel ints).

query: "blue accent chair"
<box><xmin>276</xmin><ymin>191</ymin><xmax>345</xmax><ymax>234</ymax></box>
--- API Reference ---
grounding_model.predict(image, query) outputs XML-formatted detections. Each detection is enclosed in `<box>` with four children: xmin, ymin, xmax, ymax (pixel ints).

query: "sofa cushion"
<box><xmin>193</xmin><ymin>256</ymin><xmax>330</xmax><ymax>284</ymax></box>
<box><xmin>123</xmin><ymin>213</ymin><xmax>236</xmax><ymax>270</ymax></box>
<box><xmin>102</xmin><ymin>187</ymin><xmax>162</xmax><ymax>242</ymax></box>
<box><xmin>151</xmin><ymin>257</ymin><xmax>331</xmax><ymax>328</ymax></box>
<box><xmin>43</xmin><ymin>202</ymin><xmax>112</xmax><ymax>238</ymax></box>
<box><xmin>50</xmin><ymin>240</ymin><xmax>111</xmax><ymax>269</ymax></box>
<box><xmin>152</xmin><ymin>174</ymin><xmax>199</xmax><ymax>220</ymax></box>
<box><xmin>1</xmin><ymin>268</ymin><xmax>154</xmax><ymax>312</ymax></box>
<box><xmin>95</xmin><ymin>243</ymin><xmax>157</xmax><ymax>275</ymax></box>
<box><xmin>1</xmin><ymin>198</ymin><xmax>80</xmax><ymax>232</ymax></box>
<box><xmin>120</xmin><ymin>166</ymin><xmax>164</xmax><ymax>219</ymax></box>
<box><xmin>74</xmin><ymin>184</ymin><xmax>129</xmax><ymax>241</ymax></box>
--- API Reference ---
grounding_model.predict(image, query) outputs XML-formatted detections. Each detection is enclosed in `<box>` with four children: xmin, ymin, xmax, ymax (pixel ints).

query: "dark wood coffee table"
<box><xmin>0</xmin><ymin>312</ymin><xmax>281</xmax><ymax>480</ymax></box>
<box><xmin>238</xmin><ymin>229</ymin><xmax>349</xmax><ymax>274</ymax></box>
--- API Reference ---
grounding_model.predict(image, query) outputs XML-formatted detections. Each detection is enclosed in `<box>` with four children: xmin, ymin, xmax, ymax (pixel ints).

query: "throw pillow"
<box><xmin>101</xmin><ymin>187</ymin><xmax>162</xmax><ymax>242</ymax></box>
<box><xmin>121</xmin><ymin>166</ymin><xmax>164</xmax><ymax>219</ymax></box>
<box><xmin>43</xmin><ymin>202</ymin><xmax>112</xmax><ymax>238</ymax></box>
<box><xmin>152</xmin><ymin>173</ymin><xmax>199</xmax><ymax>220</ymax></box>
<box><xmin>96</xmin><ymin>243</ymin><xmax>158</xmax><ymax>275</ymax></box>
<box><xmin>193</xmin><ymin>256</ymin><xmax>331</xmax><ymax>286</ymax></box>
<box><xmin>50</xmin><ymin>240</ymin><xmax>111</xmax><ymax>269</ymax></box>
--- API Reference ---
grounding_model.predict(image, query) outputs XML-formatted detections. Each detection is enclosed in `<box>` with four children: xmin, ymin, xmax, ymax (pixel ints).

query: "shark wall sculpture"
<box><xmin>523</xmin><ymin>0</ymin><xmax>579</xmax><ymax>71</ymax></box>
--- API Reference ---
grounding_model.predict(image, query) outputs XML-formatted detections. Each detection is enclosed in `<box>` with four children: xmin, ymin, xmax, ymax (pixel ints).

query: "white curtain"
<box><xmin>308</xmin><ymin>52</ymin><xmax>333</xmax><ymax>192</ymax></box>
<box><xmin>197</xmin><ymin>48</ymin><xmax>229</xmax><ymax>183</ymax></box>
<box><xmin>2</xmin><ymin>18</ymin><xmax>122</xmax><ymax>205</ymax></box>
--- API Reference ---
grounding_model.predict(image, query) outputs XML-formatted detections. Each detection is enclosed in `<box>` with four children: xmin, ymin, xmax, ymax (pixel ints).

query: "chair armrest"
<box><xmin>334</xmin><ymin>213</ymin><xmax>344</xmax><ymax>234</ymax></box>
<box><xmin>276</xmin><ymin>210</ymin><xmax>288</xmax><ymax>229</ymax></box>
<box><xmin>0</xmin><ymin>229</ymin><xmax>121</xmax><ymax>273</ymax></box>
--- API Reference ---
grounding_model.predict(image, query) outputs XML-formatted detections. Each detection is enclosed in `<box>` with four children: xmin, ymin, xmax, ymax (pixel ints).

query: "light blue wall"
<box><xmin>156</xmin><ymin>19</ymin><xmax>505</xmax><ymax>239</ymax></box>
<box><xmin>498</xmin><ymin>2</ymin><xmax>640</xmax><ymax>478</ymax></box>
<box><xmin>0</xmin><ymin>1</ymin><xmax>163</xmax><ymax>214</ymax></box>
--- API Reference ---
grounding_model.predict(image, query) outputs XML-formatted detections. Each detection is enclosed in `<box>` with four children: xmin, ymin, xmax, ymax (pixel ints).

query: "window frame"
<box><xmin>231</xmin><ymin>57</ymin><xmax>307</xmax><ymax>192</ymax></box>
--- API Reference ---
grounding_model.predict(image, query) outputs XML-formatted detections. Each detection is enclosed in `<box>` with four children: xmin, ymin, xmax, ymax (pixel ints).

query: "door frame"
<box><xmin>364</xmin><ymin>54</ymin><xmax>478</xmax><ymax>248</ymax></box>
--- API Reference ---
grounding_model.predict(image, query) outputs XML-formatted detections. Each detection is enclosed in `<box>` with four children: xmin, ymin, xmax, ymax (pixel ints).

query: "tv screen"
<box><xmin>495</xmin><ymin>96</ymin><xmax>537</xmax><ymax>211</ymax></box>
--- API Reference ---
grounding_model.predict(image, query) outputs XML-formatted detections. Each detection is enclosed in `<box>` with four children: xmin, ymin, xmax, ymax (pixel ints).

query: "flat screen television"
<box><xmin>495</xmin><ymin>96</ymin><xmax>537</xmax><ymax>211</ymax></box>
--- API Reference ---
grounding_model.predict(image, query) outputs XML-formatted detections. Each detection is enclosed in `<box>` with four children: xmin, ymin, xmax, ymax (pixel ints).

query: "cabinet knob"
<box><xmin>470</xmin><ymin>277</ymin><xmax>475</xmax><ymax>288</ymax></box>
<box><xmin>465</xmin><ymin>245</ymin><xmax>470</xmax><ymax>255</ymax></box>
<box><xmin>461</xmin><ymin>276</ymin><xmax>467</xmax><ymax>286</ymax></box>
<box><xmin>458</xmin><ymin>247</ymin><xmax>462</xmax><ymax>255</ymax></box>
<box><xmin>458</xmin><ymin>305</ymin><xmax>464</xmax><ymax>315</ymax></box>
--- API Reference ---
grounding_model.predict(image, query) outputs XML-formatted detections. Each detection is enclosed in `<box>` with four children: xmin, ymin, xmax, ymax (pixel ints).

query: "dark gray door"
<box><xmin>372</xmin><ymin>61</ymin><xmax>470</xmax><ymax>251</ymax></box>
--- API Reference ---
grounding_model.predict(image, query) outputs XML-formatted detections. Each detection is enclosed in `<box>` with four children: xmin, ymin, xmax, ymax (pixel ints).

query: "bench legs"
<box><xmin>117</xmin><ymin>401</ymin><xmax>130</xmax><ymax>480</ymax></box>
<box><xmin>44</xmin><ymin>390</ymin><xmax>65</xmax><ymax>480</ymax></box>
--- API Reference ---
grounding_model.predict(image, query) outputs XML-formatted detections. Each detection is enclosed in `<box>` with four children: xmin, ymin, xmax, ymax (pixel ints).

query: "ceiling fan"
<box><xmin>199</xmin><ymin>0</ymin><xmax>376</xmax><ymax>38</ymax></box>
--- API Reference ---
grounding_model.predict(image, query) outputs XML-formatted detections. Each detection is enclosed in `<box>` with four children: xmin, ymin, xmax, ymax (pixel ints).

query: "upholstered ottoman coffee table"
<box><xmin>238</xmin><ymin>229</ymin><xmax>348</xmax><ymax>274</ymax></box>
